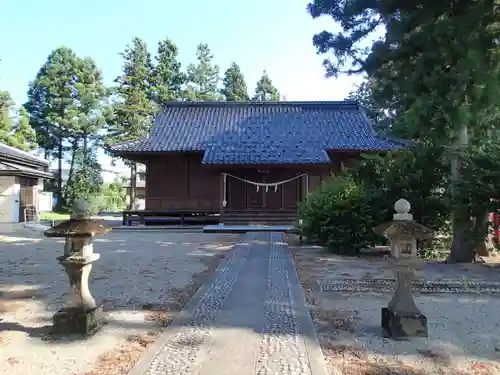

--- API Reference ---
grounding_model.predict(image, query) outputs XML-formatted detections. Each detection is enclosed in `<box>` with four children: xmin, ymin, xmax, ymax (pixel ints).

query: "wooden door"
<box><xmin>18</xmin><ymin>177</ymin><xmax>37</xmax><ymax>222</ymax></box>
<box><xmin>19</xmin><ymin>187</ymin><xmax>35</xmax><ymax>222</ymax></box>
<box><xmin>266</xmin><ymin>171</ymin><xmax>284</xmax><ymax>210</ymax></box>
<box><xmin>245</xmin><ymin>171</ymin><xmax>264</xmax><ymax>209</ymax></box>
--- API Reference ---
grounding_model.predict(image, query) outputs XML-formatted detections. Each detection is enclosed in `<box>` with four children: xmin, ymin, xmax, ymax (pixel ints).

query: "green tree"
<box><xmin>72</xmin><ymin>57</ymin><xmax>109</xmax><ymax>147</ymax></box>
<box><xmin>107</xmin><ymin>37</ymin><xmax>154</xmax><ymax>143</ymax></box>
<box><xmin>150</xmin><ymin>38</ymin><xmax>186</xmax><ymax>107</ymax></box>
<box><xmin>0</xmin><ymin>91</ymin><xmax>37</xmax><ymax>151</ymax></box>
<box><xmin>0</xmin><ymin>89</ymin><xmax>14</xmax><ymax>145</ymax></box>
<box><xmin>253</xmin><ymin>70</ymin><xmax>280</xmax><ymax>101</ymax></box>
<box><xmin>65</xmin><ymin>57</ymin><xmax>109</xmax><ymax>191</ymax></box>
<box><xmin>308</xmin><ymin>0</ymin><xmax>500</xmax><ymax>262</ymax></box>
<box><xmin>185</xmin><ymin>43</ymin><xmax>220</xmax><ymax>101</ymax></box>
<box><xmin>346</xmin><ymin>80</ymin><xmax>391</xmax><ymax>132</ymax></box>
<box><xmin>12</xmin><ymin>107</ymin><xmax>37</xmax><ymax>151</ymax></box>
<box><xmin>106</xmin><ymin>37</ymin><xmax>155</xmax><ymax>208</ymax></box>
<box><xmin>25</xmin><ymin>47</ymin><xmax>83</xmax><ymax>205</ymax></box>
<box><xmin>0</xmin><ymin>61</ymin><xmax>36</xmax><ymax>150</ymax></box>
<box><xmin>25</xmin><ymin>48</ymin><xmax>108</xmax><ymax>208</ymax></box>
<box><xmin>0</xmin><ymin>58</ymin><xmax>13</xmax><ymax>145</ymax></box>
<box><xmin>64</xmin><ymin>148</ymin><xmax>103</xmax><ymax>212</ymax></box>
<box><xmin>100</xmin><ymin>178</ymin><xmax>127</xmax><ymax>211</ymax></box>
<box><xmin>220</xmin><ymin>62</ymin><xmax>249</xmax><ymax>101</ymax></box>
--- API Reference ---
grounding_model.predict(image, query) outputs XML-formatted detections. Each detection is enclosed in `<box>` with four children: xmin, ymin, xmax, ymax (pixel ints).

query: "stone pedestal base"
<box><xmin>52</xmin><ymin>305</ymin><xmax>103</xmax><ymax>336</ymax></box>
<box><xmin>381</xmin><ymin>307</ymin><xmax>428</xmax><ymax>339</ymax></box>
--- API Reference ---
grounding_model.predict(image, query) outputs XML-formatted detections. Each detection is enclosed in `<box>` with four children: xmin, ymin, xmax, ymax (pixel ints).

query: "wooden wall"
<box><xmin>145</xmin><ymin>153</ymin><xmax>219</xmax><ymax>210</ymax></box>
<box><xmin>143</xmin><ymin>152</ymin><xmax>359</xmax><ymax>211</ymax></box>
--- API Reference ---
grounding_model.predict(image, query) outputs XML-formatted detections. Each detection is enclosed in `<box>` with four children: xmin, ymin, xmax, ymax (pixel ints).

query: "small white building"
<box><xmin>0</xmin><ymin>143</ymin><xmax>54</xmax><ymax>223</ymax></box>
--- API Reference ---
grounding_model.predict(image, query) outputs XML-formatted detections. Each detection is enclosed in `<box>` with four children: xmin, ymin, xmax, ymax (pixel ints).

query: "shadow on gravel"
<box><xmin>0</xmin><ymin>319</ymin><xmax>53</xmax><ymax>340</ymax></box>
<box><xmin>0</xmin><ymin>231</ymin><xmax>241</xmax><ymax>344</ymax></box>
<box><xmin>1</xmin><ymin>230</ymin><xmax>499</xmax><ymax>375</ymax></box>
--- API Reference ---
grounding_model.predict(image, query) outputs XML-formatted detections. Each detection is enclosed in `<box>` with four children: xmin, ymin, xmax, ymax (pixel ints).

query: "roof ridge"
<box><xmin>160</xmin><ymin>100</ymin><xmax>360</xmax><ymax>108</ymax></box>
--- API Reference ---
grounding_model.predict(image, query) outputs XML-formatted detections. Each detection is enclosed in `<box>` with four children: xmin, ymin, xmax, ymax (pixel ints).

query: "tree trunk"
<box><xmin>66</xmin><ymin>139</ymin><xmax>79</xmax><ymax>189</ymax></box>
<box><xmin>55</xmin><ymin>138</ymin><xmax>64</xmax><ymax>211</ymax></box>
<box><xmin>474</xmin><ymin>211</ymin><xmax>491</xmax><ymax>258</ymax></box>
<box><xmin>447</xmin><ymin>124</ymin><xmax>472</xmax><ymax>263</ymax></box>
<box><xmin>128</xmin><ymin>163</ymin><xmax>137</xmax><ymax>210</ymax></box>
<box><xmin>448</xmin><ymin>227</ymin><xmax>475</xmax><ymax>263</ymax></box>
<box><xmin>83</xmin><ymin>135</ymin><xmax>88</xmax><ymax>155</ymax></box>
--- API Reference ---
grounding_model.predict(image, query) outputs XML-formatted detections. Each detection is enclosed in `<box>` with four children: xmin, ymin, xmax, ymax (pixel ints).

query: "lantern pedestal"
<box><xmin>53</xmin><ymin>306</ymin><xmax>103</xmax><ymax>336</ymax></box>
<box><xmin>381</xmin><ymin>307</ymin><xmax>428</xmax><ymax>339</ymax></box>
<box><xmin>52</xmin><ymin>251</ymin><xmax>103</xmax><ymax>336</ymax></box>
<box><xmin>44</xmin><ymin>199</ymin><xmax>109</xmax><ymax>337</ymax></box>
<box><xmin>373</xmin><ymin>199</ymin><xmax>434</xmax><ymax>340</ymax></box>
<box><xmin>381</xmin><ymin>257</ymin><xmax>428</xmax><ymax>339</ymax></box>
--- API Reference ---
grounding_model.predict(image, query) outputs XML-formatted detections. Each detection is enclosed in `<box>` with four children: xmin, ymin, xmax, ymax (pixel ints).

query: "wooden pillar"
<box><xmin>301</xmin><ymin>173</ymin><xmax>309</xmax><ymax>201</ymax></box>
<box><xmin>128</xmin><ymin>163</ymin><xmax>137</xmax><ymax>210</ymax></box>
<box><xmin>281</xmin><ymin>171</ymin><xmax>285</xmax><ymax>210</ymax></box>
<box><xmin>219</xmin><ymin>173</ymin><xmax>226</xmax><ymax>223</ymax></box>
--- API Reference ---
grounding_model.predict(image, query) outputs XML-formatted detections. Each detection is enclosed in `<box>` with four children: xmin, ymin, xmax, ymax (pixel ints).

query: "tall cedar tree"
<box><xmin>25</xmin><ymin>48</ymin><xmax>106</xmax><ymax>207</ymax></box>
<box><xmin>150</xmin><ymin>38</ymin><xmax>186</xmax><ymax>107</ymax></box>
<box><xmin>185</xmin><ymin>44</ymin><xmax>220</xmax><ymax>101</ymax></box>
<box><xmin>220</xmin><ymin>62</ymin><xmax>249</xmax><ymax>101</ymax></box>
<box><xmin>107</xmin><ymin>37</ymin><xmax>155</xmax><ymax>208</ymax></box>
<box><xmin>64</xmin><ymin>57</ymin><xmax>108</xmax><ymax>206</ymax></box>
<box><xmin>253</xmin><ymin>70</ymin><xmax>280</xmax><ymax>101</ymax></box>
<box><xmin>308</xmin><ymin>0</ymin><xmax>500</xmax><ymax>262</ymax></box>
<box><xmin>70</xmin><ymin>57</ymin><xmax>109</xmax><ymax>150</ymax></box>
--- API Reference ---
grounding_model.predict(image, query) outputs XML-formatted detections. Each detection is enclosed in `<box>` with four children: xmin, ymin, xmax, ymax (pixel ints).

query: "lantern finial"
<box><xmin>393</xmin><ymin>199</ymin><xmax>412</xmax><ymax>220</ymax></box>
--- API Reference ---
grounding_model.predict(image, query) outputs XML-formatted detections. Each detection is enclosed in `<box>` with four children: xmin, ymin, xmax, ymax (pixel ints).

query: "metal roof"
<box><xmin>0</xmin><ymin>161</ymin><xmax>54</xmax><ymax>179</ymax></box>
<box><xmin>109</xmin><ymin>101</ymin><xmax>406</xmax><ymax>164</ymax></box>
<box><xmin>0</xmin><ymin>143</ymin><xmax>48</xmax><ymax>166</ymax></box>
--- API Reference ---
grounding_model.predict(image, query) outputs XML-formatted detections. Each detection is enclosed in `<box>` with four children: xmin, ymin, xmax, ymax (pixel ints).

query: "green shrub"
<box><xmin>66</xmin><ymin>194</ymin><xmax>102</xmax><ymax>216</ymax></box>
<box><xmin>296</xmin><ymin>176</ymin><xmax>381</xmax><ymax>255</ymax></box>
<box><xmin>95</xmin><ymin>180</ymin><xmax>127</xmax><ymax>212</ymax></box>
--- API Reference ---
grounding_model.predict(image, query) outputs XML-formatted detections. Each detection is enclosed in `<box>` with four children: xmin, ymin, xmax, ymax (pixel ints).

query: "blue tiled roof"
<box><xmin>109</xmin><ymin>101</ymin><xmax>406</xmax><ymax>164</ymax></box>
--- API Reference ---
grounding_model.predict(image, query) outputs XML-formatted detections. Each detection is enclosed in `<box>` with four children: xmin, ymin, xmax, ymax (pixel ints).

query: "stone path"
<box><xmin>128</xmin><ymin>232</ymin><xmax>328</xmax><ymax>375</ymax></box>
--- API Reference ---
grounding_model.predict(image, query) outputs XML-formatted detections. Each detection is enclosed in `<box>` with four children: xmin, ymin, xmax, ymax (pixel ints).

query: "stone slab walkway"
<box><xmin>128</xmin><ymin>232</ymin><xmax>328</xmax><ymax>375</ymax></box>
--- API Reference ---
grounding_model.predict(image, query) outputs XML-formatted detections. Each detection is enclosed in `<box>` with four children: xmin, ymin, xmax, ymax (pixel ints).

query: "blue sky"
<box><xmin>0</xmin><ymin>0</ymin><xmax>365</xmax><ymax>171</ymax></box>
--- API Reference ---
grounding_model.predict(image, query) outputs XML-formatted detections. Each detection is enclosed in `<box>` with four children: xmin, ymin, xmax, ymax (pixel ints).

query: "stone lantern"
<box><xmin>373</xmin><ymin>198</ymin><xmax>434</xmax><ymax>339</ymax></box>
<box><xmin>44</xmin><ymin>199</ymin><xmax>109</xmax><ymax>336</ymax></box>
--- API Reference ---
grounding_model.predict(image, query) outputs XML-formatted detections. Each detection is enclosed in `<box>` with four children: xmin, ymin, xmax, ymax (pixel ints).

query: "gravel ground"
<box><xmin>290</xmin><ymin>240</ymin><xmax>500</xmax><ymax>375</ymax></box>
<box><xmin>0</xmin><ymin>229</ymin><xmax>241</xmax><ymax>375</ymax></box>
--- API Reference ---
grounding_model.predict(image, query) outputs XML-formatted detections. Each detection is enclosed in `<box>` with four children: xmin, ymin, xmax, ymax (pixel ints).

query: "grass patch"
<box><xmin>38</xmin><ymin>212</ymin><xmax>70</xmax><ymax>221</ymax></box>
<box><xmin>38</xmin><ymin>212</ymin><xmax>122</xmax><ymax>222</ymax></box>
